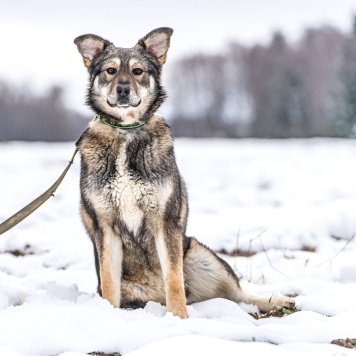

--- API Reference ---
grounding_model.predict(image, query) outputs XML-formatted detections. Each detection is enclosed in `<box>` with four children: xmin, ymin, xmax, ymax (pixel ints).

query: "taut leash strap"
<box><xmin>0</xmin><ymin>148</ymin><xmax>79</xmax><ymax>236</ymax></box>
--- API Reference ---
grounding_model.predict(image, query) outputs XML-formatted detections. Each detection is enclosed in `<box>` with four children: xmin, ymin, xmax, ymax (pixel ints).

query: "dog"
<box><xmin>74</xmin><ymin>27</ymin><xmax>294</xmax><ymax>318</ymax></box>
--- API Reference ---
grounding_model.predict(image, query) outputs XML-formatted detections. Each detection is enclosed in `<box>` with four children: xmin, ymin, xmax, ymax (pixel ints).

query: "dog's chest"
<box><xmin>106</xmin><ymin>144</ymin><xmax>155</xmax><ymax>234</ymax></box>
<box><xmin>82</xmin><ymin>138</ymin><xmax>171</xmax><ymax>235</ymax></box>
<box><xmin>108</xmin><ymin>141</ymin><xmax>157</xmax><ymax>213</ymax></box>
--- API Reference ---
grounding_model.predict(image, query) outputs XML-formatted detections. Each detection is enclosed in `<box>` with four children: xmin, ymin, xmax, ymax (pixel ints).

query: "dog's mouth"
<box><xmin>106</xmin><ymin>95</ymin><xmax>141</xmax><ymax>108</ymax></box>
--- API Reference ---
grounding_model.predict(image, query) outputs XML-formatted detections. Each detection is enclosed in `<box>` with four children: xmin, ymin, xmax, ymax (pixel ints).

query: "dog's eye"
<box><xmin>132</xmin><ymin>68</ymin><xmax>143</xmax><ymax>76</ymax></box>
<box><xmin>106</xmin><ymin>68</ymin><xmax>117</xmax><ymax>75</ymax></box>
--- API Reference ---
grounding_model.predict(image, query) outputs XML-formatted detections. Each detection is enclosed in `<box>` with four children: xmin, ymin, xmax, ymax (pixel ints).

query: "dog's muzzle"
<box><xmin>106</xmin><ymin>90</ymin><xmax>141</xmax><ymax>108</ymax></box>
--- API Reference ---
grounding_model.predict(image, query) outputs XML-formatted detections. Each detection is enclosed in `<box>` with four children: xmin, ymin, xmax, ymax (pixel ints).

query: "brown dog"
<box><xmin>74</xmin><ymin>27</ymin><xmax>294</xmax><ymax>318</ymax></box>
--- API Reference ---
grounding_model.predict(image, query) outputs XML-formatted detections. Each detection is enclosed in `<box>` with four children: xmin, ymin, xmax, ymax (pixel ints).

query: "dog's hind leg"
<box><xmin>183</xmin><ymin>238</ymin><xmax>240</xmax><ymax>304</ymax></box>
<box><xmin>231</xmin><ymin>288</ymin><xmax>295</xmax><ymax>313</ymax></box>
<box><xmin>183</xmin><ymin>238</ymin><xmax>294</xmax><ymax>312</ymax></box>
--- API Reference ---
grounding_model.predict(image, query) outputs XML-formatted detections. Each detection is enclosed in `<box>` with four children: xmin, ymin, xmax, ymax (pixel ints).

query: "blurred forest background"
<box><xmin>1</xmin><ymin>21</ymin><xmax>356</xmax><ymax>140</ymax></box>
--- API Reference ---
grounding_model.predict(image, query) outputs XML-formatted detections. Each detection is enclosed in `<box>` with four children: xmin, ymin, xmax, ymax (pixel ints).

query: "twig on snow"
<box><xmin>315</xmin><ymin>233</ymin><xmax>356</xmax><ymax>268</ymax></box>
<box><xmin>257</xmin><ymin>234</ymin><xmax>289</xmax><ymax>279</ymax></box>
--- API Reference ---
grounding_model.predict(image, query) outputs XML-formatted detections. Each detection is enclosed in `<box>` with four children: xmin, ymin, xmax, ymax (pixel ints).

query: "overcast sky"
<box><xmin>1</xmin><ymin>0</ymin><xmax>356</xmax><ymax>115</ymax></box>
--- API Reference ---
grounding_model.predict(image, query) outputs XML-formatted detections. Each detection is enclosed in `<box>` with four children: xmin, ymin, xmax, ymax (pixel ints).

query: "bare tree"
<box><xmin>168</xmin><ymin>47</ymin><xmax>251</xmax><ymax>137</ymax></box>
<box><xmin>334</xmin><ymin>18</ymin><xmax>356</xmax><ymax>137</ymax></box>
<box><xmin>0</xmin><ymin>82</ymin><xmax>88</xmax><ymax>141</ymax></box>
<box><xmin>297</xmin><ymin>26</ymin><xmax>344</xmax><ymax>137</ymax></box>
<box><xmin>245</xmin><ymin>32</ymin><xmax>301</xmax><ymax>138</ymax></box>
<box><xmin>2</xmin><ymin>22</ymin><xmax>356</xmax><ymax>140</ymax></box>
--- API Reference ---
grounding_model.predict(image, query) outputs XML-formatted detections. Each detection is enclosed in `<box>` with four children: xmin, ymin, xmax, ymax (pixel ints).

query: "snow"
<box><xmin>0</xmin><ymin>138</ymin><xmax>356</xmax><ymax>355</ymax></box>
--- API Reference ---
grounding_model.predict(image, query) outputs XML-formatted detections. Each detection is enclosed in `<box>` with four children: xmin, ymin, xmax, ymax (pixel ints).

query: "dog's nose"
<box><xmin>117</xmin><ymin>84</ymin><xmax>130</xmax><ymax>98</ymax></box>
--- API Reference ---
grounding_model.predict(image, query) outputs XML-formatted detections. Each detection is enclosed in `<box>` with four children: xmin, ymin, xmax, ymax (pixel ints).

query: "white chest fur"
<box><xmin>93</xmin><ymin>140</ymin><xmax>173</xmax><ymax>235</ymax></box>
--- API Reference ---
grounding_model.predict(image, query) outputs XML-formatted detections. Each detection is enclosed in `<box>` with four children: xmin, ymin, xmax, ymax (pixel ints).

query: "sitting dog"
<box><xmin>74</xmin><ymin>27</ymin><xmax>294</xmax><ymax>318</ymax></box>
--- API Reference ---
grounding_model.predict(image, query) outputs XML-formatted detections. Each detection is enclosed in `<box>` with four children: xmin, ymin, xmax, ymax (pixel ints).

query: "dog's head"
<box><xmin>74</xmin><ymin>27</ymin><xmax>173</xmax><ymax>125</ymax></box>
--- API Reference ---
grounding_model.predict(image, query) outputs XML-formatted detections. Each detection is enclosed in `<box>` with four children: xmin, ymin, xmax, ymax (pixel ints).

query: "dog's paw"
<box><xmin>268</xmin><ymin>296</ymin><xmax>295</xmax><ymax>311</ymax></box>
<box><xmin>167</xmin><ymin>304</ymin><xmax>188</xmax><ymax>319</ymax></box>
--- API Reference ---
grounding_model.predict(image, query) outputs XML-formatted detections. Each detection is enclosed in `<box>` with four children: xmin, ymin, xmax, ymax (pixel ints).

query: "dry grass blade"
<box><xmin>315</xmin><ymin>233</ymin><xmax>356</xmax><ymax>268</ymax></box>
<box><xmin>257</xmin><ymin>234</ymin><xmax>289</xmax><ymax>279</ymax></box>
<box><xmin>223</xmin><ymin>227</ymin><xmax>290</xmax><ymax>282</ymax></box>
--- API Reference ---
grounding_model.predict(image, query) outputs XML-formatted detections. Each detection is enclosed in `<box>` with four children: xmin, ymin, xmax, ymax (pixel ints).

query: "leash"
<box><xmin>0</xmin><ymin>113</ymin><xmax>146</xmax><ymax>236</ymax></box>
<box><xmin>0</xmin><ymin>148</ymin><xmax>79</xmax><ymax>236</ymax></box>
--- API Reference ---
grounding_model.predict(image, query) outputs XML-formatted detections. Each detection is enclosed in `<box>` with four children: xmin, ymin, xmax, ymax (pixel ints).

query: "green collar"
<box><xmin>96</xmin><ymin>114</ymin><xmax>146</xmax><ymax>130</ymax></box>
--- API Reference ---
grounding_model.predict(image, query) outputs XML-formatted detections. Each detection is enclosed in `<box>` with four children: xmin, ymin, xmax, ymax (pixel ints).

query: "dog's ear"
<box><xmin>136</xmin><ymin>27</ymin><xmax>173</xmax><ymax>66</ymax></box>
<box><xmin>74</xmin><ymin>34</ymin><xmax>111</xmax><ymax>69</ymax></box>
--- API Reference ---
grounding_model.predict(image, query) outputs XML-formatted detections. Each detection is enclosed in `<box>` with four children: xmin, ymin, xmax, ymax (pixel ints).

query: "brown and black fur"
<box><xmin>74</xmin><ymin>28</ymin><xmax>294</xmax><ymax>318</ymax></box>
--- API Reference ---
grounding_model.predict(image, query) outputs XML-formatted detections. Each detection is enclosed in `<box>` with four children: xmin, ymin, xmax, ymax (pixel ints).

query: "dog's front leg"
<box><xmin>98</xmin><ymin>226</ymin><xmax>123</xmax><ymax>308</ymax></box>
<box><xmin>155</xmin><ymin>225</ymin><xmax>188</xmax><ymax>319</ymax></box>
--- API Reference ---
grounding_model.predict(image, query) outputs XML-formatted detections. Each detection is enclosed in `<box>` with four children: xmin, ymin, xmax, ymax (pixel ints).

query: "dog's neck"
<box><xmin>95</xmin><ymin>114</ymin><xmax>147</xmax><ymax>130</ymax></box>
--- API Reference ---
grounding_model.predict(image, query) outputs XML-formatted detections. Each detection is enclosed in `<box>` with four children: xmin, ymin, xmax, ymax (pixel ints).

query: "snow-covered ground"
<box><xmin>0</xmin><ymin>138</ymin><xmax>356</xmax><ymax>355</ymax></box>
